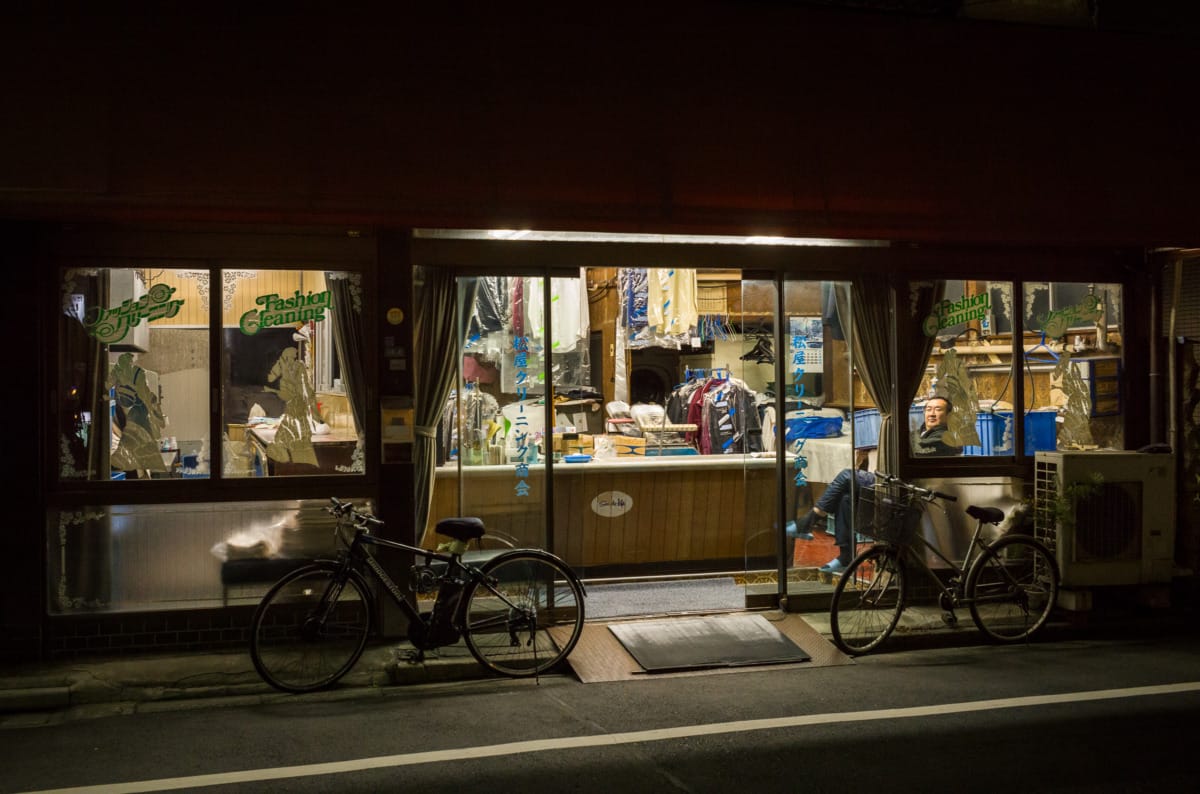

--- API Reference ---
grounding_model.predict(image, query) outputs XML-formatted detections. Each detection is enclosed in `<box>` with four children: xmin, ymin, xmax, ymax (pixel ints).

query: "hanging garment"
<box><xmin>646</xmin><ymin>268</ymin><xmax>699</xmax><ymax>336</ymax></box>
<box><xmin>523</xmin><ymin>272</ymin><xmax>589</xmax><ymax>352</ymax></box>
<box><xmin>700</xmin><ymin>377</ymin><xmax>764</xmax><ymax>455</ymax></box>
<box><xmin>622</xmin><ymin>268</ymin><xmax>648</xmax><ymax>330</ymax></box>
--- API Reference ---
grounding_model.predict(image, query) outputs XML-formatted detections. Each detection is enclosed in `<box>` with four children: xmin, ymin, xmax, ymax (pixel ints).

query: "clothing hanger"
<box><xmin>1025</xmin><ymin>330</ymin><xmax>1060</xmax><ymax>364</ymax></box>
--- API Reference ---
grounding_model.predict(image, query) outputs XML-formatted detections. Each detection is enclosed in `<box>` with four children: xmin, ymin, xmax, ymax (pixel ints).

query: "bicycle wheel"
<box><xmin>250</xmin><ymin>562</ymin><xmax>373</xmax><ymax>693</ymax></box>
<box><xmin>462</xmin><ymin>551</ymin><xmax>585</xmax><ymax>677</ymax></box>
<box><xmin>830</xmin><ymin>545</ymin><xmax>906</xmax><ymax>655</ymax></box>
<box><xmin>966</xmin><ymin>534</ymin><xmax>1060</xmax><ymax>643</ymax></box>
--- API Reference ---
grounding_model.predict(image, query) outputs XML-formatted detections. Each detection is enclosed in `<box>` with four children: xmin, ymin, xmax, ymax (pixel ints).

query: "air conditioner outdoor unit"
<box><xmin>1033</xmin><ymin>451</ymin><xmax>1176</xmax><ymax>587</ymax></box>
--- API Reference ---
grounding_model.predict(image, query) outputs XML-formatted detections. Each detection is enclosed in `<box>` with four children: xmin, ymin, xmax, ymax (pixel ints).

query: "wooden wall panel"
<box><xmin>424</xmin><ymin>462</ymin><xmax>784</xmax><ymax>570</ymax></box>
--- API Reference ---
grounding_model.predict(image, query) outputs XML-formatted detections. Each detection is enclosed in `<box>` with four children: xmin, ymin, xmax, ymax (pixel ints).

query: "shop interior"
<box><xmin>428</xmin><ymin>269</ymin><xmax>1126</xmax><ymax>613</ymax></box>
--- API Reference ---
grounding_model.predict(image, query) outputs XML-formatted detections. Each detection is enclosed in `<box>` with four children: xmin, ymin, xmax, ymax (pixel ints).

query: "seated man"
<box><xmin>794</xmin><ymin>395</ymin><xmax>959</xmax><ymax>573</ymax></box>
<box><xmin>912</xmin><ymin>395</ymin><xmax>960</xmax><ymax>457</ymax></box>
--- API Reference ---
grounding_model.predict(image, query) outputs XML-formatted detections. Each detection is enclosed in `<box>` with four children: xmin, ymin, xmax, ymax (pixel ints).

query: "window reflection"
<box><xmin>914</xmin><ymin>279</ymin><xmax>1124</xmax><ymax>457</ymax></box>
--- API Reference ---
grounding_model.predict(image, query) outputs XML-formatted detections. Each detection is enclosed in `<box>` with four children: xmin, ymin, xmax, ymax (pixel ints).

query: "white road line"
<box><xmin>25</xmin><ymin>681</ymin><xmax>1200</xmax><ymax>794</ymax></box>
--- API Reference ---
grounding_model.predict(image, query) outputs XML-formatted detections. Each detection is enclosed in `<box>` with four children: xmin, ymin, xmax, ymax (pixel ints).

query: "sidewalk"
<box><xmin>2</xmin><ymin>604</ymin><xmax>1194</xmax><ymax>725</ymax></box>
<box><xmin>0</xmin><ymin>641</ymin><xmax>491</xmax><ymax>726</ymax></box>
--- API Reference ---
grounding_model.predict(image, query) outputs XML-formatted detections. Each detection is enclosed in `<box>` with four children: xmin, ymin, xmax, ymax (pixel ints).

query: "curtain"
<box><xmin>835</xmin><ymin>278</ymin><xmax>895</xmax><ymax>471</ymax></box>
<box><xmin>835</xmin><ymin>278</ymin><xmax>945</xmax><ymax>474</ymax></box>
<box><xmin>413</xmin><ymin>269</ymin><xmax>477</xmax><ymax>543</ymax></box>
<box><xmin>325</xmin><ymin>272</ymin><xmax>367</xmax><ymax>438</ymax></box>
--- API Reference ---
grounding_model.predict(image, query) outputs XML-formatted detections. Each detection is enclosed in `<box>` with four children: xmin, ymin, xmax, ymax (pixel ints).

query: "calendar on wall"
<box><xmin>788</xmin><ymin>316</ymin><xmax>824</xmax><ymax>369</ymax></box>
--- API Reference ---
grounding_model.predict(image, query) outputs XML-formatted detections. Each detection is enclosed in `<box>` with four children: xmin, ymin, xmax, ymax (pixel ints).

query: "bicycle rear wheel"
<box><xmin>462</xmin><ymin>551</ymin><xmax>585</xmax><ymax>677</ymax></box>
<box><xmin>250</xmin><ymin>562</ymin><xmax>373</xmax><ymax>693</ymax></box>
<box><xmin>830</xmin><ymin>545</ymin><xmax>906</xmax><ymax>655</ymax></box>
<box><xmin>966</xmin><ymin>535</ymin><xmax>1059</xmax><ymax>642</ymax></box>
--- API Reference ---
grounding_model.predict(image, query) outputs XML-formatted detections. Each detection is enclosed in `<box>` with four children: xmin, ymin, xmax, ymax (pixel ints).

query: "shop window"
<box><xmin>1024</xmin><ymin>281</ymin><xmax>1124</xmax><ymax>450</ymax></box>
<box><xmin>47</xmin><ymin>499</ymin><xmax>356</xmax><ymax>613</ymax></box>
<box><xmin>913</xmin><ymin>280</ymin><xmax>1124</xmax><ymax>457</ymax></box>
<box><xmin>913</xmin><ymin>281</ymin><xmax>1016</xmax><ymax>457</ymax></box>
<box><xmin>221</xmin><ymin>269</ymin><xmax>366</xmax><ymax>478</ymax></box>
<box><xmin>58</xmin><ymin>267</ymin><xmax>212</xmax><ymax>481</ymax></box>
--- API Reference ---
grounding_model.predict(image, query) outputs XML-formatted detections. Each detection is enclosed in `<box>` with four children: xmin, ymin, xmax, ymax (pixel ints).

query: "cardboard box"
<box><xmin>564</xmin><ymin>433</ymin><xmax>593</xmax><ymax>455</ymax></box>
<box><xmin>610</xmin><ymin>434</ymin><xmax>646</xmax><ymax>456</ymax></box>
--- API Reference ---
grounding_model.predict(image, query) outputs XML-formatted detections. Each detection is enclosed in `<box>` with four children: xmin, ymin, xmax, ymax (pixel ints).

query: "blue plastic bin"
<box><xmin>961</xmin><ymin>410</ymin><xmax>1056</xmax><ymax>456</ymax></box>
<box><xmin>1023</xmin><ymin>410</ymin><xmax>1057</xmax><ymax>454</ymax></box>
<box><xmin>785</xmin><ymin>415</ymin><xmax>843</xmax><ymax>441</ymax></box>
<box><xmin>853</xmin><ymin>409</ymin><xmax>881</xmax><ymax>449</ymax></box>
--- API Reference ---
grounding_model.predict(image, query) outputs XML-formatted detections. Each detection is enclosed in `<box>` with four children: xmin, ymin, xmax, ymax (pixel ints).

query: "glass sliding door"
<box><xmin>737</xmin><ymin>275</ymin><xmax>782</xmax><ymax>606</ymax></box>
<box><xmin>436</xmin><ymin>275</ymin><xmax>552</xmax><ymax>553</ymax></box>
<box><xmin>774</xmin><ymin>278</ymin><xmax>856</xmax><ymax>602</ymax></box>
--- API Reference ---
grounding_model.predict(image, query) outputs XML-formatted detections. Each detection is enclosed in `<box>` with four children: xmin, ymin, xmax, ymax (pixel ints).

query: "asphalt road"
<box><xmin>4</xmin><ymin>628</ymin><xmax>1200</xmax><ymax>793</ymax></box>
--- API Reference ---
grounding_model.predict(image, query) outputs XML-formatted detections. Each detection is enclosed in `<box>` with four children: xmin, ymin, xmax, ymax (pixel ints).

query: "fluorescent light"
<box><xmin>418</xmin><ymin>229</ymin><xmax>887</xmax><ymax>247</ymax></box>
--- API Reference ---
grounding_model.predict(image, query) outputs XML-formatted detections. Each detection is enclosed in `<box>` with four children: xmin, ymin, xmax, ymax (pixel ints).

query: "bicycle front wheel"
<box><xmin>966</xmin><ymin>535</ymin><xmax>1059</xmax><ymax>642</ymax></box>
<box><xmin>830</xmin><ymin>545</ymin><xmax>906</xmax><ymax>655</ymax></box>
<box><xmin>250</xmin><ymin>562</ymin><xmax>373</xmax><ymax>693</ymax></box>
<box><xmin>462</xmin><ymin>551</ymin><xmax>585</xmax><ymax>677</ymax></box>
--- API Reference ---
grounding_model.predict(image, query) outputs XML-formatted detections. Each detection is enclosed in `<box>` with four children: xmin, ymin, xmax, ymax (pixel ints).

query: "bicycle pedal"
<box><xmin>400</xmin><ymin>648</ymin><xmax>426</xmax><ymax>665</ymax></box>
<box><xmin>941</xmin><ymin>611</ymin><xmax>958</xmax><ymax>628</ymax></box>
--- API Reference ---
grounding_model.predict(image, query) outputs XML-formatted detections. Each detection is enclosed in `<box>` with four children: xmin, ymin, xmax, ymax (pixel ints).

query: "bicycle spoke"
<box><xmin>250</xmin><ymin>564</ymin><xmax>372</xmax><ymax>693</ymax></box>
<box><xmin>831</xmin><ymin>546</ymin><xmax>905</xmax><ymax>655</ymax></box>
<box><xmin>967</xmin><ymin>536</ymin><xmax>1059</xmax><ymax>643</ymax></box>
<box><xmin>462</xmin><ymin>552</ymin><xmax>584</xmax><ymax>677</ymax></box>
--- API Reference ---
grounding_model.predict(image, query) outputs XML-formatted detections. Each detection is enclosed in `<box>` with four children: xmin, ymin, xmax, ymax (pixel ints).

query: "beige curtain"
<box><xmin>835</xmin><ymin>278</ymin><xmax>943</xmax><ymax>474</ymax></box>
<box><xmin>413</xmin><ymin>270</ymin><xmax>477</xmax><ymax>543</ymax></box>
<box><xmin>836</xmin><ymin>278</ymin><xmax>894</xmax><ymax>470</ymax></box>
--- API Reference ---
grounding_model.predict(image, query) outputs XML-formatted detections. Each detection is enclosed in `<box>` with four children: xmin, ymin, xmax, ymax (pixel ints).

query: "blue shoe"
<box><xmin>820</xmin><ymin>558</ymin><xmax>847</xmax><ymax>574</ymax></box>
<box><xmin>786</xmin><ymin>521</ymin><xmax>814</xmax><ymax>542</ymax></box>
<box><xmin>794</xmin><ymin>511</ymin><xmax>820</xmax><ymax>541</ymax></box>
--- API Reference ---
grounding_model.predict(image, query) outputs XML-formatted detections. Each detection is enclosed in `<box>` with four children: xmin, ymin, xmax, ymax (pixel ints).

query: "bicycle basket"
<box><xmin>854</xmin><ymin>484</ymin><xmax>923</xmax><ymax>544</ymax></box>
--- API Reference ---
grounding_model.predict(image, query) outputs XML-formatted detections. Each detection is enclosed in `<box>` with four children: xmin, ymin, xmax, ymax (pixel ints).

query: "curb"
<box><xmin>0</xmin><ymin>652</ymin><xmax>493</xmax><ymax>717</ymax></box>
<box><xmin>0</xmin><ymin>686</ymin><xmax>71</xmax><ymax>714</ymax></box>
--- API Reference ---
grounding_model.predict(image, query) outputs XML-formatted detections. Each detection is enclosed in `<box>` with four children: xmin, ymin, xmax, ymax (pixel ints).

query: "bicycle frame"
<box><xmin>886</xmin><ymin>507</ymin><xmax>993</xmax><ymax>609</ymax></box>
<box><xmin>329</xmin><ymin>512</ymin><xmax>578</xmax><ymax>643</ymax></box>
<box><xmin>336</xmin><ymin>528</ymin><xmax>454</xmax><ymax>628</ymax></box>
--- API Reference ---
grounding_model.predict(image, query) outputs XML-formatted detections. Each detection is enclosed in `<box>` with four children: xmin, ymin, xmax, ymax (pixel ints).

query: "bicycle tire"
<box><xmin>830</xmin><ymin>545</ymin><xmax>906</xmax><ymax>655</ymax></box>
<box><xmin>966</xmin><ymin>534</ymin><xmax>1059</xmax><ymax>643</ymax></box>
<box><xmin>250</xmin><ymin>562</ymin><xmax>373</xmax><ymax>693</ymax></box>
<box><xmin>461</xmin><ymin>550</ymin><xmax>585</xmax><ymax>677</ymax></box>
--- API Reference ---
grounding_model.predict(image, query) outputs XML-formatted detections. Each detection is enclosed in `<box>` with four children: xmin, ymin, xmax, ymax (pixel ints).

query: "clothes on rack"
<box><xmin>663</xmin><ymin>370</ymin><xmax>763</xmax><ymax>454</ymax></box>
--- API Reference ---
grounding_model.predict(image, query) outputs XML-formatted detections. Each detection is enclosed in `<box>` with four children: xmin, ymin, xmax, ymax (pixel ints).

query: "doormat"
<box><xmin>586</xmin><ymin>577</ymin><xmax>744</xmax><ymax>620</ymax></box>
<box><xmin>553</xmin><ymin>613</ymin><xmax>852</xmax><ymax>683</ymax></box>
<box><xmin>608</xmin><ymin>613</ymin><xmax>810</xmax><ymax>673</ymax></box>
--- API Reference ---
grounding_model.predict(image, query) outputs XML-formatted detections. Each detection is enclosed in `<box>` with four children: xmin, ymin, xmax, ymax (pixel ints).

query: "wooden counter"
<box><xmin>425</xmin><ymin>455</ymin><xmax>813</xmax><ymax>572</ymax></box>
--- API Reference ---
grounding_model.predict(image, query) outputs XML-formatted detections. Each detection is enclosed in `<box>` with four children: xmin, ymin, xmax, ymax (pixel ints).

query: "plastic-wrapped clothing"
<box><xmin>699</xmin><ymin>378</ymin><xmax>763</xmax><ymax>454</ymax></box>
<box><xmin>621</xmin><ymin>268</ymin><xmax>648</xmax><ymax>329</ymax></box>
<box><xmin>646</xmin><ymin>267</ymin><xmax>698</xmax><ymax>336</ymax></box>
<box><xmin>467</xmin><ymin>276</ymin><xmax>509</xmax><ymax>338</ymax></box>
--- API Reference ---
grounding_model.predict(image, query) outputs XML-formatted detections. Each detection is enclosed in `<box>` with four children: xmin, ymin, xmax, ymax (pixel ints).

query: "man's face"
<box><xmin>924</xmin><ymin>399</ymin><xmax>949</xmax><ymax>429</ymax></box>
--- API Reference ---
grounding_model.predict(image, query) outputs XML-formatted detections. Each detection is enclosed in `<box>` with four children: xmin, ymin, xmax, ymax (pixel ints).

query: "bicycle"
<box><xmin>829</xmin><ymin>472</ymin><xmax>1059</xmax><ymax>655</ymax></box>
<box><xmin>250</xmin><ymin>497</ymin><xmax>586</xmax><ymax>693</ymax></box>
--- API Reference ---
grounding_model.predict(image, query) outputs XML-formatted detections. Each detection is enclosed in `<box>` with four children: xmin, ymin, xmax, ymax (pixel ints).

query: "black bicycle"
<box><xmin>250</xmin><ymin>498</ymin><xmax>586</xmax><ymax>693</ymax></box>
<box><xmin>830</xmin><ymin>473</ymin><xmax>1059</xmax><ymax>655</ymax></box>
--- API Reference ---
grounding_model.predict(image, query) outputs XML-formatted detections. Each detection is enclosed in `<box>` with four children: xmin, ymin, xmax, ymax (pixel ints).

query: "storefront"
<box><xmin>411</xmin><ymin>233</ymin><xmax>1146</xmax><ymax>612</ymax></box>
<box><xmin>5</xmin><ymin>4</ymin><xmax>1195</xmax><ymax>661</ymax></box>
<box><xmin>24</xmin><ymin>220</ymin><xmax>1150</xmax><ymax>658</ymax></box>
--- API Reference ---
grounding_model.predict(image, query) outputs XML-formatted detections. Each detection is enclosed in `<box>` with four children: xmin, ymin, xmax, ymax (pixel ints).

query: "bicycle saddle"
<box><xmin>435</xmin><ymin>516</ymin><xmax>486</xmax><ymax>542</ymax></box>
<box><xmin>966</xmin><ymin>505</ymin><xmax>1005</xmax><ymax>525</ymax></box>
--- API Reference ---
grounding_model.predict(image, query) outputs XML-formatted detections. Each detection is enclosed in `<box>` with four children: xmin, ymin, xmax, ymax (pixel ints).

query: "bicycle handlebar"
<box><xmin>871</xmin><ymin>471</ymin><xmax>958</xmax><ymax>502</ymax></box>
<box><xmin>328</xmin><ymin>497</ymin><xmax>385</xmax><ymax>529</ymax></box>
